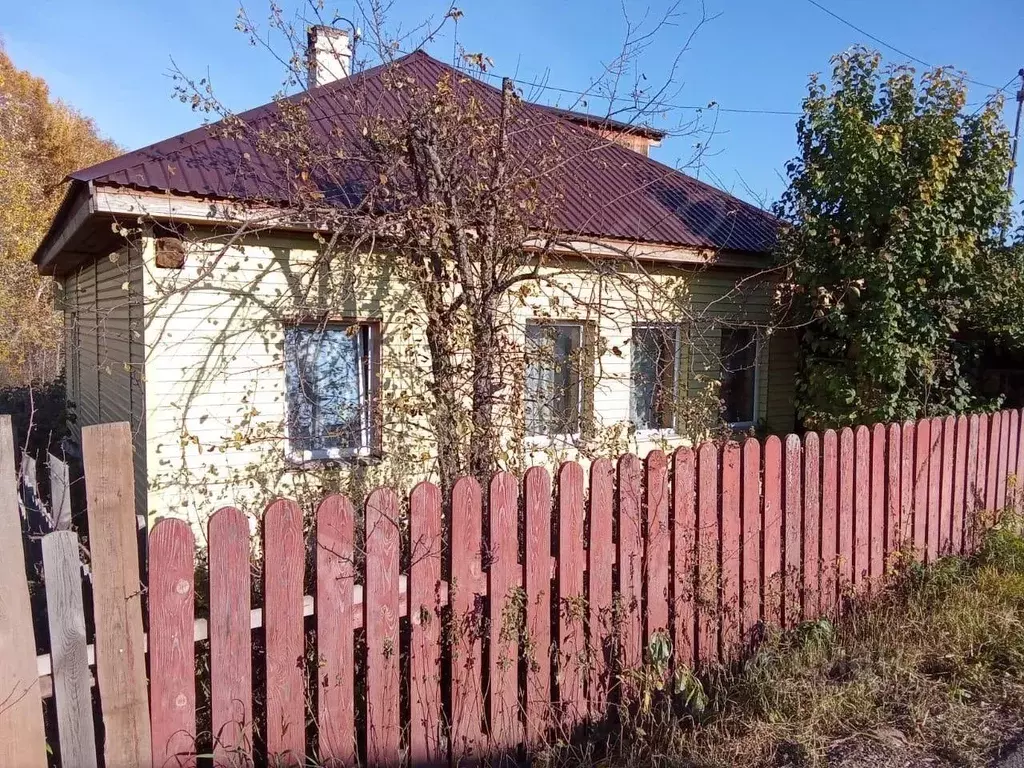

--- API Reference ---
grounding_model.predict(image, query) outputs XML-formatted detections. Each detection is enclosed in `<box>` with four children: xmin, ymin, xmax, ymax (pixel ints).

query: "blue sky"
<box><xmin>4</xmin><ymin>0</ymin><xmax>1023</xmax><ymax>207</ymax></box>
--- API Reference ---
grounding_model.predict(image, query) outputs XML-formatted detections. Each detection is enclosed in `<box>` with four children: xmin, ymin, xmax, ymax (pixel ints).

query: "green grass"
<box><xmin>548</xmin><ymin>522</ymin><xmax>1024</xmax><ymax>767</ymax></box>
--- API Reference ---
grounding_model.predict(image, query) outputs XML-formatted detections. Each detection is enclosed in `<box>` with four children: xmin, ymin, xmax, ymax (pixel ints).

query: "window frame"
<box><xmin>719</xmin><ymin>325</ymin><xmax>761</xmax><ymax>429</ymax></box>
<box><xmin>523</xmin><ymin>319</ymin><xmax>591</xmax><ymax>445</ymax></box>
<box><xmin>629</xmin><ymin>322</ymin><xmax>684</xmax><ymax>437</ymax></box>
<box><xmin>283</xmin><ymin>317</ymin><xmax>381</xmax><ymax>463</ymax></box>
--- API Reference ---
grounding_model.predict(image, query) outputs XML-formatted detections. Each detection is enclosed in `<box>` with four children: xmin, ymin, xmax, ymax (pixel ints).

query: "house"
<box><xmin>31</xmin><ymin>28</ymin><xmax>797</xmax><ymax>524</ymax></box>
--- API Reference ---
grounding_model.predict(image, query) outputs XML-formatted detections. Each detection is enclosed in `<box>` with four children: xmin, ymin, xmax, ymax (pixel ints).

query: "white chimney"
<box><xmin>307</xmin><ymin>26</ymin><xmax>351</xmax><ymax>89</ymax></box>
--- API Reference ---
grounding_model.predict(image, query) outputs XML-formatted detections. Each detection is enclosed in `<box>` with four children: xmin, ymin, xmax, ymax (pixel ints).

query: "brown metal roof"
<box><xmin>66</xmin><ymin>50</ymin><xmax>777</xmax><ymax>254</ymax></box>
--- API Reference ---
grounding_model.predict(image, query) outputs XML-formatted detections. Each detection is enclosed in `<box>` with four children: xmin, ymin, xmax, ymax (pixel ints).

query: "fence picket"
<box><xmin>0</xmin><ymin>415</ymin><xmax>47</xmax><ymax>768</ymax></box>
<box><xmin>588</xmin><ymin>460</ymin><xmax>614</xmax><ymax>717</ymax></box>
<box><xmin>208</xmin><ymin>507</ymin><xmax>252</xmax><ymax>766</ymax></box>
<box><xmin>317</xmin><ymin>495</ymin><xmax>356</xmax><ymax>767</ymax></box>
<box><xmin>967</xmin><ymin>415</ymin><xmax>982</xmax><ymax>550</ymax></box>
<box><xmin>820</xmin><ymin>431</ymin><xmax>838</xmax><ymax>617</ymax></box>
<box><xmin>952</xmin><ymin>417</ymin><xmax>968</xmax><ymax>555</ymax></box>
<box><xmin>697</xmin><ymin>442</ymin><xmax>720</xmax><ymax>663</ymax></box>
<box><xmin>409</xmin><ymin>483</ymin><xmax>443</xmax><ymax>768</ymax></box>
<box><xmin>720</xmin><ymin>443</ymin><xmax>741</xmax><ymax>656</ymax></box>
<box><xmin>645</xmin><ymin>451</ymin><xmax>671</xmax><ymax>642</ymax></box>
<box><xmin>885</xmin><ymin>424</ymin><xmax>901</xmax><ymax>570</ymax></box>
<box><xmin>672</xmin><ymin>447</ymin><xmax>697</xmax><ymax>667</ymax></box>
<box><xmin>939</xmin><ymin>417</ymin><xmax>955</xmax><ymax>557</ymax></box>
<box><xmin>853</xmin><ymin>426</ymin><xmax>870</xmax><ymax>590</ymax></box>
<box><xmin>42</xmin><ymin>530</ymin><xmax>97</xmax><ymax>768</ymax></box>
<box><xmin>912</xmin><ymin>420</ymin><xmax>930</xmax><ymax>562</ymax></box>
<box><xmin>82</xmin><ymin>422</ymin><xmax>151</xmax><ymax>767</ymax></box>
<box><xmin>927</xmin><ymin>418</ymin><xmax>943</xmax><ymax>563</ymax></box>
<box><xmin>763</xmin><ymin>436</ymin><xmax>783</xmax><ymax>626</ymax></box>
<box><xmin>489</xmin><ymin>472</ymin><xmax>521</xmax><ymax>755</ymax></box>
<box><xmin>1016</xmin><ymin>409</ymin><xmax>1024</xmax><ymax>509</ymax></box>
<box><xmin>450</xmin><ymin>477</ymin><xmax>484</xmax><ymax>762</ymax></box>
<box><xmin>901</xmin><ymin>421</ymin><xmax>916</xmax><ymax>552</ymax></box>
<box><xmin>557</xmin><ymin>462</ymin><xmax>586</xmax><ymax>724</ymax></box>
<box><xmin>617</xmin><ymin>455</ymin><xmax>644</xmax><ymax>673</ymax></box>
<box><xmin>741</xmin><ymin>439</ymin><xmax>762</xmax><ymax>640</ymax></box>
<box><xmin>263</xmin><ymin>499</ymin><xmax>305</xmax><ymax>766</ymax></box>
<box><xmin>365</xmin><ymin>489</ymin><xmax>401</xmax><ymax>768</ymax></box>
<box><xmin>802</xmin><ymin>434</ymin><xmax>820</xmax><ymax>620</ymax></box>
<box><xmin>838</xmin><ymin>428</ymin><xmax>855</xmax><ymax>598</ymax></box>
<box><xmin>998</xmin><ymin>410</ymin><xmax>1010</xmax><ymax>511</ymax></box>
<box><xmin>1007</xmin><ymin>409</ymin><xmax>1015</xmax><ymax>512</ymax></box>
<box><xmin>783</xmin><ymin>435</ymin><xmax>803</xmax><ymax>625</ymax></box>
<box><xmin>524</xmin><ymin>467</ymin><xmax>552</xmax><ymax>739</ymax></box>
<box><xmin>986</xmin><ymin>413</ymin><xmax>1000</xmax><ymax>514</ymax></box>
<box><xmin>869</xmin><ymin>424</ymin><xmax>886</xmax><ymax>592</ymax></box>
<box><xmin>149</xmin><ymin>519</ymin><xmax>196</xmax><ymax>767</ymax></box>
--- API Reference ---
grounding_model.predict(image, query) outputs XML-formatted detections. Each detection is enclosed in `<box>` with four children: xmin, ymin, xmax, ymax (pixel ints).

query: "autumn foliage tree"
<box><xmin>776</xmin><ymin>48</ymin><xmax>1017</xmax><ymax>429</ymax></box>
<box><xmin>0</xmin><ymin>46</ymin><xmax>118</xmax><ymax>386</ymax></box>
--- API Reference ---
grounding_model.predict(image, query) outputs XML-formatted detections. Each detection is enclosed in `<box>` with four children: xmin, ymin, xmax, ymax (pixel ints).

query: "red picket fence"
<box><xmin>3</xmin><ymin>410</ymin><xmax>1023</xmax><ymax>767</ymax></box>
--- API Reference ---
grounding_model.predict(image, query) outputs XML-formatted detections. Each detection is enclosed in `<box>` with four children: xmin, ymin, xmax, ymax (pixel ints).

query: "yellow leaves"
<box><xmin>0</xmin><ymin>46</ymin><xmax>118</xmax><ymax>384</ymax></box>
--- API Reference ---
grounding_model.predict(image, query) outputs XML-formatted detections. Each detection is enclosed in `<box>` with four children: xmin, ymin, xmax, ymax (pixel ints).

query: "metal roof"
<box><xmin>66</xmin><ymin>50</ymin><xmax>777</xmax><ymax>254</ymax></box>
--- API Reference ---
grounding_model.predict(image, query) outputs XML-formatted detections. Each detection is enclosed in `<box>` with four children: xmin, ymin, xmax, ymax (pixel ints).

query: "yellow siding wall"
<box><xmin>136</xmin><ymin>232</ymin><xmax>797</xmax><ymax>525</ymax></box>
<box><xmin>60</xmin><ymin>245</ymin><xmax>147</xmax><ymax>514</ymax></box>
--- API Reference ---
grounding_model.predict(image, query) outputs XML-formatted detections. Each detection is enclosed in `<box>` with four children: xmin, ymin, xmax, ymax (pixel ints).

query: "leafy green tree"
<box><xmin>776</xmin><ymin>47</ymin><xmax>1015</xmax><ymax>429</ymax></box>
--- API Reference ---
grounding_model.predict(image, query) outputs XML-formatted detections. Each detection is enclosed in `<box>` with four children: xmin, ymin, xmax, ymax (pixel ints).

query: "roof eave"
<box><xmin>33</xmin><ymin>180</ymin><xmax>96</xmax><ymax>276</ymax></box>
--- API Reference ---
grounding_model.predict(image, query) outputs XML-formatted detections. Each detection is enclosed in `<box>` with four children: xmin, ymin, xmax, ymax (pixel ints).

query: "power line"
<box><xmin>474</xmin><ymin>69</ymin><xmax>802</xmax><ymax>117</ymax></box>
<box><xmin>803</xmin><ymin>0</ymin><xmax>1004</xmax><ymax>91</ymax></box>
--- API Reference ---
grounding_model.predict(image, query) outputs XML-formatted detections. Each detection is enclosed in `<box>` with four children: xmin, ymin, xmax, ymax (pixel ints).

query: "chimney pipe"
<box><xmin>307</xmin><ymin>26</ymin><xmax>351</xmax><ymax>89</ymax></box>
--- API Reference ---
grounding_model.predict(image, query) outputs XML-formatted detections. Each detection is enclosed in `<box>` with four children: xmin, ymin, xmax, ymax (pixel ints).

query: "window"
<box><xmin>720</xmin><ymin>327</ymin><xmax>758</xmax><ymax>426</ymax></box>
<box><xmin>631</xmin><ymin>324</ymin><xmax>681</xmax><ymax>431</ymax></box>
<box><xmin>285</xmin><ymin>322</ymin><xmax>377</xmax><ymax>459</ymax></box>
<box><xmin>525</xmin><ymin>321</ymin><xmax>584</xmax><ymax>437</ymax></box>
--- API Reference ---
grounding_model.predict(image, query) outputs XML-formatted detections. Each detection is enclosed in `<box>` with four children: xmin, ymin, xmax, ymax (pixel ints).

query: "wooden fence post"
<box><xmin>42</xmin><ymin>530</ymin><xmax>98</xmax><ymax>768</ymax></box>
<box><xmin>82</xmin><ymin>422</ymin><xmax>151</xmax><ymax>767</ymax></box>
<box><xmin>0</xmin><ymin>415</ymin><xmax>47</xmax><ymax>767</ymax></box>
<box><xmin>48</xmin><ymin>453</ymin><xmax>73</xmax><ymax>531</ymax></box>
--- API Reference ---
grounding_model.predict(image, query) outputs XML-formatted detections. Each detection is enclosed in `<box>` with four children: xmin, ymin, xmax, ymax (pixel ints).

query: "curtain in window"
<box><xmin>720</xmin><ymin>327</ymin><xmax>756</xmax><ymax>424</ymax></box>
<box><xmin>285</xmin><ymin>326</ymin><xmax>368</xmax><ymax>452</ymax></box>
<box><xmin>525</xmin><ymin>323</ymin><xmax>582</xmax><ymax>436</ymax></box>
<box><xmin>631</xmin><ymin>326</ymin><xmax>678</xmax><ymax>430</ymax></box>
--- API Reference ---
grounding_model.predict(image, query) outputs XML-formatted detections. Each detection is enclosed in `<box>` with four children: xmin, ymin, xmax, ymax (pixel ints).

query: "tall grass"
<box><xmin>545</xmin><ymin>521</ymin><xmax>1024</xmax><ymax>768</ymax></box>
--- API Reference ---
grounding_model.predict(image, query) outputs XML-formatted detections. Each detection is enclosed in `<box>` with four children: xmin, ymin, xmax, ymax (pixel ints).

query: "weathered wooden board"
<box><xmin>524</xmin><ymin>467</ymin><xmax>552</xmax><ymax>738</ymax></box>
<box><xmin>673</xmin><ymin>447</ymin><xmax>697</xmax><ymax>666</ymax></box>
<box><xmin>208</xmin><ymin>506</ymin><xmax>252</xmax><ymax>766</ymax></box>
<box><xmin>696</xmin><ymin>442</ymin><xmax>720</xmax><ymax>663</ymax></box>
<box><xmin>720</xmin><ymin>443</ymin><xmax>741</xmax><ymax>656</ymax></box>
<box><xmin>617</xmin><ymin>455</ymin><xmax>644</xmax><ymax>673</ymax></box>
<box><xmin>149</xmin><ymin>518</ymin><xmax>197</xmax><ymax>767</ymax></box>
<box><xmin>587</xmin><ymin>460</ymin><xmax>614</xmax><ymax>717</ymax></box>
<box><xmin>450</xmin><ymin>477</ymin><xmax>484</xmax><ymax>761</ymax></box>
<box><xmin>42</xmin><ymin>530</ymin><xmax>97</xmax><ymax>768</ymax></box>
<box><xmin>783</xmin><ymin>435</ymin><xmax>803</xmax><ymax>624</ymax></box>
<box><xmin>317</xmin><ymin>495</ymin><xmax>356</xmax><ymax>767</ymax></box>
<box><xmin>802</xmin><ymin>433</ymin><xmax>821</xmax><ymax>619</ymax></box>
<box><xmin>739</xmin><ymin>439</ymin><xmax>761</xmax><ymax>638</ymax></box>
<box><xmin>263</xmin><ymin>499</ymin><xmax>304</xmax><ymax>765</ymax></box>
<box><xmin>819</xmin><ymin>430</ymin><xmax>838</xmax><ymax>617</ymax></box>
<box><xmin>82</xmin><ymin>421</ymin><xmax>151</xmax><ymax>767</ymax></box>
<box><xmin>489</xmin><ymin>472</ymin><xmax>521</xmax><ymax>753</ymax></box>
<box><xmin>409</xmin><ymin>484</ymin><xmax>442</xmax><ymax>767</ymax></box>
<box><xmin>645</xmin><ymin>451</ymin><xmax>671</xmax><ymax>641</ymax></box>
<box><xmin>558</xmin><ymin>462</ymin><xmax>586</xmax><ymax>725</ymax></box>
<box><xmin>365</xmin><ymin>489</ymin><xmax>401</xmax><ymax>768</ymax></box>
<box><xmin>763</xmin><ymin>436</ymin><xmax>783</xmax><ymax>626</ymax></box>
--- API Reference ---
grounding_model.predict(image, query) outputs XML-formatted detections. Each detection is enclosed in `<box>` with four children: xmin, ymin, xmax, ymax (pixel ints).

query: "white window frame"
<box><xmin>523</xmin><ymin>320</ymin><xmax>587</xmax><ymax>447</ymax></box>
<box><xmin>630</xmin><ymin>323</ymin><xmax>684</xmax><ymax>438</ymax></box>
<box><xmin>284</xmin><ymin>321</ymin><xmax>378</xmax><ymax>463</ymax></box>
<box><xmin>719</xmin><ymin>326</ymin><xmax>761</xmax><ymax>429</ymax></box>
